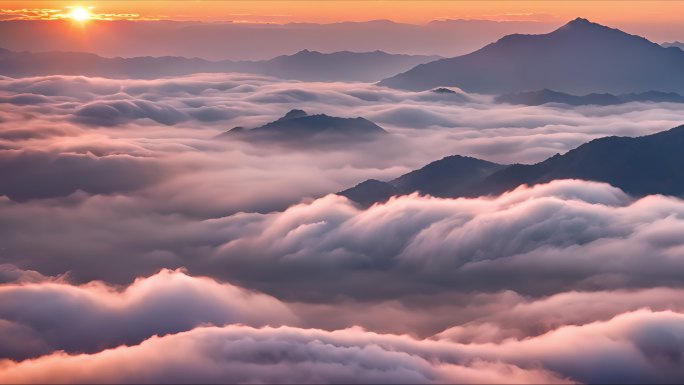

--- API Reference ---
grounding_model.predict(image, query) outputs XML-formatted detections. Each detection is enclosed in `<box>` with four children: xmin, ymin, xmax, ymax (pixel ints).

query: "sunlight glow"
<box><xmin>68</xmin><ymin>6</ymin><xmax>91</xmax><ymax>22</ymax></box>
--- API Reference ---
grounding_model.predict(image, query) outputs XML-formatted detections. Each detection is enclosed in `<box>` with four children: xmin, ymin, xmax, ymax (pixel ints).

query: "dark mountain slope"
<box><xmin>339</xmin><ymin>155</ymin><xmax>505</xmax><ymax>206</ymax></box>
<box><xmin>340</xmin><ymin>125</ymin><xmax>684</xmax><ymax>205</ymax></box>
<box><xmin>476</xmin><ymin>125</ymin><xmax>684</xmax><ymax>197</ymax></box>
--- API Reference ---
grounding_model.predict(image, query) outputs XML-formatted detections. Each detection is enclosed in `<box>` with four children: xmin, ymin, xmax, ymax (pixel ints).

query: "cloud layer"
<box><xmin>196</xmin><ymin>180</ymin><xmax>684</xmax><ymax>301</ymax></box>
<box><xmin>2</xmin><ymin>72</ymin><xmax>684</xmax><ymax>383</ymax></box>
<box><xmin>0</xmin><ymin>269</ymin><xmax>294</xmax><ymax>360</ymax></box>
<box><xmin>2</xmin><ymin>307</ymin><xmax>684</xmax><ymax>384</ymax></box>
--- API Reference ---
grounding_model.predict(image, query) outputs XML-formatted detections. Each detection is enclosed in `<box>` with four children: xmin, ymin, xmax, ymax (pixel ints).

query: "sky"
<box><xmin>2</xmin><ymin>1</ymin><xmax>684</xmax><ymax>60</ymax></box>
<box><xmin>1</xmin><ymin>0</ymin><xmax>684</xmax><ymax>25</ymax></box>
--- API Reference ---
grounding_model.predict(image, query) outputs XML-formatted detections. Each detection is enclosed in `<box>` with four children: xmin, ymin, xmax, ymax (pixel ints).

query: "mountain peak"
<box><xmin>555</xmin><ymin>17</ymin><xmax>610</xmax><ymax>33</ymax></box>
<box><xmin>282</xmin><ymin>109</ymin><xmax>308</xmax><ymax>120</ymax></box>
<box><xmin>379</xmin><ymin>17</ymin><xmax>684</xmax><ymax>94</ymax></box>
<box><xmin>219</xmin><ymin>109</ymin><xmax>387</xmax><ymax>144</ymax></box>
<box><xmin>293</xmin><ymin>49</ymin><xmax>320</xmax><ymax>56</ymax></box>
<box><xmin>568</xmin><ymin>17</ymin><xmax>592</xmax><ymax>26</ymax></box>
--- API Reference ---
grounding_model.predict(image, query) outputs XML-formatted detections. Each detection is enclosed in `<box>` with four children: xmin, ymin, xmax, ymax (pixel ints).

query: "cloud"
<box><xmin>187</xmin><ymin>106</ymin><xmax>241</xmax><ymax>122</ymax></box>
<box><xmin>4</xmin><ymin>73</ymin><xmax>684</xmax><ymax>168</ymax></box>
<box><xmin>1</xmin><ymin>76</ymin><xmax>122</xmax><ymax>98</ymax></box>
<box><xmin>454</xmin><ymin>309</ymin><xmax>684</xmax><ymax>384</ymax></box>
<box><xmin>4</xmin><ymin>177</ymin><xmax>684</xmax><ymax>302</ymax></box>
<box><xmin>2</xmin><ymin>267</ymin><xmax>684</xmax><ymax>382</ymax></box>
<box><xmin>73</xmin><ymin>100</ymin><xmax>187</xmax><ymax>126</ymax></box>
<box><xmin>433</xmin><ymin>287</ymin><xmax>684</xmax><ymax>343</ymax></box>
<box><xmin>367</xmin><ymin>106</ymin><xmax>457</xmax><ymax>128</ymax></box>
<box><xmin>4</xmin><ymin>60</ymin><xmax>684</xmax><ymax>384</ymax></box>
<box><xmin>0</xmin><ymin>94</ymin><xmax>49</xmax><ymax>105</ymax></box>
<box><xmin>0</xmin><ymin>265</ymin><xmax>50</xmax><ymax>285</ymax></box>
<box><xmin>5</xmin><ymin>265</ymin><xmax>684</xmax><ymax>359</ymax></box>
<box><xmin>0</xmin><ymin>150</ymin><xmax>164</xmax><ymax>201</ymax></box>
<box><xmin>202</xmin><ymin>179</ymin><xmax>684</xmax><ymax>299</ymax></box>
<box><xmin>0</xmin><ymin>324</ymin><xmax>569</xmax><ymax>384</ymax></box>
<box><xmin>3</xmin><ymin>309</ymin><xmax>684</xmax><ymax>384</ymax></box>
<box><xmin>0</xmin><ymin>269</ymin><xmax>294</xmax><ymax>360</ymax></box>
<box><xmin>292</xmin><ymin>287</ymin><xmax>684</xmax><ymax>339</ymax></box>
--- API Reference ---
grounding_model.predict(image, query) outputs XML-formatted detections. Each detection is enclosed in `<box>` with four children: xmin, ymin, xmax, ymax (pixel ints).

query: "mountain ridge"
<box><xmin>495</xmin><ymin>89</ymin><xmax>684</xmax><ymax>106</ymax></box>
<box><xmin>379</xmin><ymin>18</ymin><xmax>684</xmax><ymax>94</ymax></box>
<box><xmin>340</xmin><ymin>124</ymin><xmax>684</xmax><ymax>205</ymax></box>
<box><xmin>0</xmin><ymin>48</ymin><xmax>439</xmax><ymax>82</ymax></box>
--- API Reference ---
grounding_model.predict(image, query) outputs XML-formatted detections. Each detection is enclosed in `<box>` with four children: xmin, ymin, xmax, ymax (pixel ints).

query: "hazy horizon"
<box><xmin>2</xmin><ymin>3</ymin><xmax>684</xmax><ymax>60</ymax></box>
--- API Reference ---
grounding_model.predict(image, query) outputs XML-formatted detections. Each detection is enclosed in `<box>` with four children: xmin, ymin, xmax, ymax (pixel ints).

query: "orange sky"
<box><xmin>2</xmin><ymin>1</ymin><xmax>684</xmax><ymax>25</ymax></box>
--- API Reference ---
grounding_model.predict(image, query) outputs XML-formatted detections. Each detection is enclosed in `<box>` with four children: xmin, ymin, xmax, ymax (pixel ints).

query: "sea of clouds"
<box><xmin>1</xmin><ymin>73</ymin><xmax>684</xmax><ymax>383</ymax></box>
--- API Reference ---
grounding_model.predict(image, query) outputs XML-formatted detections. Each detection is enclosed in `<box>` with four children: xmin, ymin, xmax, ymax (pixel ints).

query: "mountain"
<box><xmin>379</xmin><ymin>18</ymin><xmax>684</xmax><ymax>94</ymax></box>
<box><xmin>389</xmin><ymin>155</ymin><xmax>506</xmax><ymax>196</ymax></box>
<box><xmin>476</xmin><ymin>125</ymin><xmax>684</xmax><ymax>197</ymax></box>
<box><xmin>236</xmin><ymin>50</ymin><xmax>441</xmax><ymax>82</ymax></box>
<box><xmin>338</xmin><ymin>179</ymin><xmax>400</xmax><ymax>207</ymax></box>
<box><xmin>622</xmin><ymin>91</ymin><xmax>684</xmax><ymax>103</ymax></box>
<box><xmin>339</xmin><ymin>155</ymin><xmax>505</xmax><ymax>206</ymax></box>
<box><xmin>496</xmin><ymin>89</ymin><xmax>621</xmax><ymax>106</ymax></box>
<box><xmin>432</xmin><ymin>87</ymin><xmax>460</xmax><ymax>94</ymax></box>
<box><xmin>496</xmin><ymin>89</ymin><xmax>684</xmax><ymax>106</ymax></box>
<box><xmin>0</xmin><ymin>48</ymin><xmax>437</xmax><ymax>82</ymax></box>
<box><xmin>218</xmin><ymin>109</ymin><xmax>388</xmax><ymax>144</ymax></box>
<box><xmin>0</xmin><ymin>48</ymin><xmax>217</xmax><ymax>79</ymax></box>
<box><xmin>662</xmin><ymin>41</ymin><xmax>684</xmax><ymax>51</ymax></box>
<box><xmin>340</xmin><ymin>125</ymin><xmax>684</xmax><ymax>205</ymax></box>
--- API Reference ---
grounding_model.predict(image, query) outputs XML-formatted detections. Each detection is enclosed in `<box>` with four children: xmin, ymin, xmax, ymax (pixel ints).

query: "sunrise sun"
<box><xmin>67</xmin><ymin>7</ymin><xmax>91</xmax><ymax>22</ymax></box>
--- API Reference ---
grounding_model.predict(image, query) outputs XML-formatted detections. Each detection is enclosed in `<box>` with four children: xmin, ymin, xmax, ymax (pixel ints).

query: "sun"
<box><xmin>68</xmin><ymin>7</ymin><xmax>91</xmax><ymax>22</ymax></box>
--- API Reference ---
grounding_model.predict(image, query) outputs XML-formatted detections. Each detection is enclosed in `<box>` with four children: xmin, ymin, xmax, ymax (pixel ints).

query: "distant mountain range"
<box><xmin>0</xmin><ymin>48</ymin><xmax>438</xmax><ymax>82</ymax></box>
<box><xmin>0</xmin><ymin>19</ymin><xmax>558</xmax><ymax>61</ymax></box>
<box><xmin>340</xmin><ymin>124</ymin><xmax>684</xmax><ymax>205</ymax></box>
<box><xmin>496</xmin><ymin>89</ymin><xmax>684</xmax><ymax>106</ymax></box>
<box><xmin>247</xmin><ymin>50</ymin><xmax>441</xmax><ymax>82</ymax></box>
<box><xmin>379</xmin><ymin>18</ymin><xmax>684</xmax><ymax>94</ymax></box>
<box><xmin>218</xmin><ymin>109</ymin><xmax>388</xmax><ymax>144</ymax></box>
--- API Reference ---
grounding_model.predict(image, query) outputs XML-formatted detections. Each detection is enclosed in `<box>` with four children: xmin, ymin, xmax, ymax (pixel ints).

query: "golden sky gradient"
<box><xmin>2</xmin><ymin>1</ymin><xmax>684</xmax><ymax>24</ymax></box>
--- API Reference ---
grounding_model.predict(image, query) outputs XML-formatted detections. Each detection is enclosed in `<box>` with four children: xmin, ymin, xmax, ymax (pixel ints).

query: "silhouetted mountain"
<box><xmin>380</xmin><ymin>18</ymin><xmax>684</xmax><ymax>94</ymax></box>
<box><xmin>496</xmin><ymin>89</ymin><xmax>620</xmax><ymax>106</ymax></box>
<box><xmin>340</xmin><ymin>125</ymin><xmax>684</xmax><ymax>205</ymax></box>
<box><xmin>622</xmin><ymin>91</ymin><xmax>684</xmax><ymax>103</ymax></box>
<box><xmin>338</xmin><ymin>179</ymin><xmax>400</xmax><ymax>207</ymax></box>
<box><xmin>662</xmin><ymin>41</ymin><xmax>684</xmax><ymax>51</ymax></box>
<box><xmin>0</xmin><ymin>48</ymin><xmax>217</xmax><ymax>79</ymax></box>
<box><xmin>390</xmin><ymin>155</ymin><xmax>506</xmax><ymax>196</ymax></box>
<box><xmin>496</xmin><ymin>89</ymin><xmax>684</xmax><ymax>106</ymax></box>
<box><xmin>432</xmin><ymin>87</ymin><xmax>458</xmax><ymax>94</ymax></box>
<box><xmin>238</xmin><ymin>50</ymin><xmax>440</xmax><ymax>82</ymax></box>
<box><xmin>0</xmin><ymin>48</ymin><xmax>438</xmax><ymax>82</ymax></box>
<box><xmin>476</xmin><ymin>125</ymin><xmax>684</xmax><ymax>197</ymax></box>
<box><xmin>219</xmin><ymin>109</ymin><xmax>388</xmax><ymax>144</ymax></box>
<box><xmin>339</xmin><ymin>155</ymin><xmax>505</xmax><ymax>206</ymax></box>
